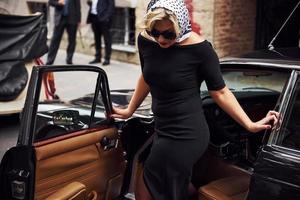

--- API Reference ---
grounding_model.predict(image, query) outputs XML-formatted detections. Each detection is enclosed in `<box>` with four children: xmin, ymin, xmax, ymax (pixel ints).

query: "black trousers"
<box><xmin>47</xmin><ymin>17</ymin><xmax>77</xmax><ymax>64</ymax></box>
<box><xmin>90</xmin><ymin>14</ymin><xmax>112</xmax><ymax>62</ymax></box>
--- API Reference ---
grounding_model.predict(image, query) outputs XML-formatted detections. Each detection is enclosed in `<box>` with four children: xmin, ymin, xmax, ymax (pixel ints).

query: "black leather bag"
<box><xmin>0</xmin><ymin>13</ymin><xmax>48</xmax><ymax>101</ymax></box>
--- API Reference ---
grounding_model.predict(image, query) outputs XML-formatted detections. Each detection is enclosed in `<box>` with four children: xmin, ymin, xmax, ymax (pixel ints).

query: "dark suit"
<box><xmin>87</xmin><ymin>0</ymin><xmax>115</xmax><ymax>63</ymax></box>
<box><xmin>47</xmin><ymin>0</ymin><xmax>81</xmax><ymax>64</ymax></box>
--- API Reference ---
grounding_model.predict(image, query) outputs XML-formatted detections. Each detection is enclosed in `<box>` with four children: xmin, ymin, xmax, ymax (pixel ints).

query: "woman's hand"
<box><xmin>58</xmin><ymin>0</ymin><xmax>65</xmax><ymax>5</ymax></box>
<box><xmin>111</xmin><ymin>107</ymin><xmax>134</xmax><ymax>119</ymax></box>
<box><xmin>248</xmin><ymin>111</ymin><xmax>279</xmax><ymax>133</ymax></box>
<box><xmin>110</xmin><ymin>75</ymin><xmax>150</xmax><ymax>120</ymax></box>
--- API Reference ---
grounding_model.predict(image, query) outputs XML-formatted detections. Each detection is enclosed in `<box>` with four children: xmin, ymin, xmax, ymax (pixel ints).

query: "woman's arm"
<box><xmin>209</xmin><ymin>86</ymin><xmax>278</xmax><ymax>133</ymax></box>
<box><xmin>111</xmin><ymin>75</ymin><xmax>150</xmax><ymax>119</ymax></box>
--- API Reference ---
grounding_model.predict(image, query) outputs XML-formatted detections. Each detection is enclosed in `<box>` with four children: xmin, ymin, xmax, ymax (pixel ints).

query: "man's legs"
<box><xmin>101</xmin><ymin>20</ymin><xmax>112</xmax><ymax>65</ymax></box>
<box><xmin>66</xmin><ymin>23</ymin><xmax>78</xmax><ymax>64</ymax></box>
<box><xmin>46</xmin><ymin>20</ymin><xmax>65</xmax><ymax>65</ymax></box>
<box><xmin>90</xmin><ymin>17</ymin><xmax>102</xmax><ymax>63</ymax></box>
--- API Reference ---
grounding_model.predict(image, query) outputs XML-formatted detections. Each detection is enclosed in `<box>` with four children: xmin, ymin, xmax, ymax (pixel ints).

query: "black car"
<box><xmin>1</xmin><ymin>46</ymin><xmax>300</xmax><ymax>200</ymax></box>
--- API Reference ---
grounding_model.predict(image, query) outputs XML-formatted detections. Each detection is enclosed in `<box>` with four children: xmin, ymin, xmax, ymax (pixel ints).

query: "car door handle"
<box><xmin>100</xmin><ymin>136</ymin><xmax>118</xmax><ymax>150</ymax></box>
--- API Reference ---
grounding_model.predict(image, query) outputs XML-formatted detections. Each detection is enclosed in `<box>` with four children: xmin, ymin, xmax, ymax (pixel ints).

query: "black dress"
<box><xmin>138</xmin><ymin>34</ymin><xmax>225</xmax><ymax>200</ymax></box>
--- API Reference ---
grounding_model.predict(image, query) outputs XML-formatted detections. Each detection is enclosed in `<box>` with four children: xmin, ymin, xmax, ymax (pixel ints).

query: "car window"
<box><xmin>276</xmin><ymin>77</ymin><xmax>300</xmax><ymax>151</ymax></box>
<box><xmin>33</xmin><ymin>71</ymin><xmax>106</xmax><ymax>142</ymax></box>
<box><xmin>200</xmin><ymin>69</ymin><xmax>289</xmax><ymax>95</ymax></box>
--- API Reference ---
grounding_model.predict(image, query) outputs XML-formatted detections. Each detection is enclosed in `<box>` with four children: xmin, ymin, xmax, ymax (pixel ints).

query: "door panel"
<box><xmin>34</xmin><ymin>127</ymin><xmax>126</xmax><ymax>200</ymax></box>
<box><xmin>248</xmin><ymin>146</ymin><xmax>300</xmax><ymax>200</ymax></box>
<box><xmin>248</xmin><ymin>71</ymin><xmax>300</xmax><ymax>199</ymax></box>
<box><xmin>17</xmin><ymin>66</ymin><xmax>122</xmax><ymax>199</ymax></box>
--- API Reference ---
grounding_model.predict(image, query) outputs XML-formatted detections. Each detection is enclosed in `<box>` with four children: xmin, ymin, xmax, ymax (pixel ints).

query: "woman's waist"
<box><xmin>152</xmin><ymin>96</ymin><xmax>203</xmax><ymax>117</ymax></box>
<box><xmin>150</xmin><ymin>87</ymin><xmax>200</xmax><ymax>100</ymax></box>
<box><xmin>153</xmin><ymin>111</ymin><xmax>209</xmax><ymax>140</ymax></box>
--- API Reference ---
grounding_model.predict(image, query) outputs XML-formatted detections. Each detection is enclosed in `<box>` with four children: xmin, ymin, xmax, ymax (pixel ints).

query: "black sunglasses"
<box><xmin>147</xmin><ymin>29</ymin><xmax>177</xmax><ymax>40</ymax></box>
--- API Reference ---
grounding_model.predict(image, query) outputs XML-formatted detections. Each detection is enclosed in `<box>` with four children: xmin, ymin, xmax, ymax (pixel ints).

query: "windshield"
<box><xmin>200</xmin><ymin>69</ymin><xmax>290</xmax><ymax>96</ymax></box>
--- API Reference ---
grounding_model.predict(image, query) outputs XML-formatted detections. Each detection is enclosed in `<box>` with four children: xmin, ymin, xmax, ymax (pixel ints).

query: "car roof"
<box><xmin>220</xmin><ymin>47</ymin><xmax>300</xmax><ymax>70</ymax></box>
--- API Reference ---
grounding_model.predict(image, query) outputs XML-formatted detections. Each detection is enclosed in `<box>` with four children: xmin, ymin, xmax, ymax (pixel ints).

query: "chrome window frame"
<box><xmin>268</xmin><ymin>70</ymin><xmax>300</xmax><ymax>157</ymax></box>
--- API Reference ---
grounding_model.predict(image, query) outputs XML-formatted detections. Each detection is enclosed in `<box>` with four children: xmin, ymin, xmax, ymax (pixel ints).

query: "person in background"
<box><xmin>112</xmin><ymin>0</ymin><xmax>279</xmax><ymax>199</ymax></box>
<box><xmin>87</xmin><ymin>0</ymin><xmax>115</xmax><ymax>66</ymax></box>
<box><xmin>46</xmin><ymin>0</ymin><xmax>81</xmax><ymax>65</ymax></box>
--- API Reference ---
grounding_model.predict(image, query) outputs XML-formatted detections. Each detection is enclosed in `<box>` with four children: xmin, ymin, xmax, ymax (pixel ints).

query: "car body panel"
<box><xmin>248</xmin><ymin>145</ymin><xmax>300</xmax><ymax>200</ymax></box>
<box><xmin>0</xmin><ymin>145</ymin><xmax>35</xmax><ymax>200</ymax></box>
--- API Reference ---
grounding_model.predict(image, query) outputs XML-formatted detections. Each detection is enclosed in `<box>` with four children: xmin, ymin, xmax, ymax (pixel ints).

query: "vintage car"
<box><xmin>0</xmin><ymin>13</ymin><xmax>47</xmax><ymax>115</ymax></box>
<box><xmin>0</xmin><ymin>45</ymin><xmax>300</xmax><ymax>200</ymax></box>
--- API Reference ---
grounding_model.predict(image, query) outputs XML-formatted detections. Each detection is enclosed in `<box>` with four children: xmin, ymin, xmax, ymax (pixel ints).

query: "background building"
<box><xmin>1</xmin><ymin>0</ymin><xmax>299</xmax><ymax>64</ymax></box>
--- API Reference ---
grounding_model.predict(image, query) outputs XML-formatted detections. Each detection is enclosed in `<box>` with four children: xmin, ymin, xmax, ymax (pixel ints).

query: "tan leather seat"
<box><xmin>45</xmin><ymin>182</ymin><xmax>86</xmax><ymax>200</ymax></box>
<box><xmin>198</xmin><ymin>175</ymin><xmax>250</xmax><ymax>200</ymax></box>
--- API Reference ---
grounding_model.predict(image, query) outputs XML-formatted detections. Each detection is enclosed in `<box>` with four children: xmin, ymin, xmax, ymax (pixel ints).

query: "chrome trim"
<box><xmin>221</xmin><ymin>61</ymin><xmax>300</xmax><ymax>70</ymax></box>
<box><xmin>268</xmin><ymin>70</ymin><xmax>299</xmax><ymax>145</ymax></box>
<box><xmin>271</xmin><ymin>144</ymin><xmax>300</xmax><ymax>159</ymax></box>
<box><xmin>256</xmin><ymin>173</ymin><xmax>300</xmax><ymax>189</ymax></box>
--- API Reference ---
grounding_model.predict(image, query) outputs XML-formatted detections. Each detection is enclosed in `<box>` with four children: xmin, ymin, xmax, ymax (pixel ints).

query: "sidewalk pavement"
<box><xmin>41</xmin><ymin>50</ymin><xmax>141</xmax><ymax>90</ymax></box>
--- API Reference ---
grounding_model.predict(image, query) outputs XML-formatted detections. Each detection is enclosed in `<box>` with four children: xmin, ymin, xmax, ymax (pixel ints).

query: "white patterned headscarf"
<box><xmin>147</xmin><ymin>0</ymin><xmax>192</xmax><ymax>42</ymax></box>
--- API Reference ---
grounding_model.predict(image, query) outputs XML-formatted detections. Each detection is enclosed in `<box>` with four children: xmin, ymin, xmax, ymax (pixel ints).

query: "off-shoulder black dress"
<box><xmin>138</xmin><ymin>34</ymin><xmax>225</xmax><ymax>200</ymax></box>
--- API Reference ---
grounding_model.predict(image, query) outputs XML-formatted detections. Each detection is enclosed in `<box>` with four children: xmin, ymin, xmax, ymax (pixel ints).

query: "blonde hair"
<box><xmin>143</xmin><ymin>8</ymin><xmax>180</xmax><ymax>37</ymax></box>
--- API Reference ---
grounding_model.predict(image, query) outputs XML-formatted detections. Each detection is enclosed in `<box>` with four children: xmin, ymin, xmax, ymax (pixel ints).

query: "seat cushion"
<box><xmin>45</xmin><ymin>182</ymin><xmax>86</xmax><ymax>200</ymax></box>
<box><xmin>198</xmin><ymin>175</ymin><xmax>250</xmax><ymax>200</ymax></box>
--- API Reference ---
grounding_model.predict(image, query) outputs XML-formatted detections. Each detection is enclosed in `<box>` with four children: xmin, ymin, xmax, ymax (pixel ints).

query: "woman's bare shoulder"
<box><xmin>180</xmin><ymin>32</ymin><xmax>205</xmax><ymax>45</ymax></box>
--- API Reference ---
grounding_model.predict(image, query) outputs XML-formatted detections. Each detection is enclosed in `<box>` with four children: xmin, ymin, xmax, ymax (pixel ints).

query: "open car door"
<box><xmin>247</xmin><ymin>70</ymin><xmax>300</xmax><ymax>199</ymax></box>
<box><xmin>0</xmin><ymin>65</ymin><xmax>126</xmax><ymax>200</ymax></box>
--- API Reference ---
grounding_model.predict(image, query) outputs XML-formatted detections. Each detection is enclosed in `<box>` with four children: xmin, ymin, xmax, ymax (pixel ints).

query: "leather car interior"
<box><xmin>192</xmin><ymin>149</ymin><xmax>251</xmax><ymax>186</ymax></box>
<box><xmin>34</xmin><ymin>128</ymin><xmax>126</xmax><ymax>200</ymax></box>
<box><xmin>45</xmin><ymin>182</ymin><xmax>87</xmax><ymax>200</ymax></box>
<box><xmin>191</xmin><ymin>149</ymin><xmax>251</xmax><ymax>200</ymax></box>
<box><xmin>198</xmin><ymin>175</ymin><xmax>250</xmax><ymax>200</ymax></box>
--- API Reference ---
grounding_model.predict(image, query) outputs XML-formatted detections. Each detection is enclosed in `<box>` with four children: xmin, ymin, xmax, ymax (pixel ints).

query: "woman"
<box><xmin>112</xmin><ymin>0</ymin><xmax>278</xmax><ymax>199</ymax></box>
